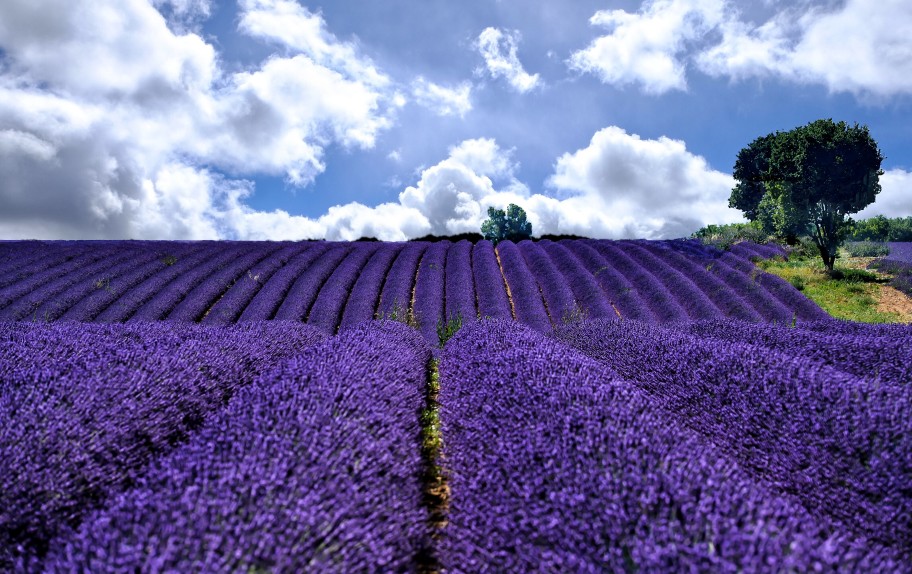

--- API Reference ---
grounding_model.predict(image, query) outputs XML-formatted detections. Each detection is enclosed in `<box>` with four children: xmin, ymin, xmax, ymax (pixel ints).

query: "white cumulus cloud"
<box><xmin>475</xmin><ymin>27</ymin><xmax>541</xmax><ymax>93</ymax></box>
<box><xmin>571</xmin><ymin>0</ymin><xmax>912</xmax><ymax>99</ymax></box>
<box><xmin>568</xmin><ymin>0</ymin><xmax>724</xmax><ymax>94</ymax></box>
<box><xmin>0</xmin><ymin>0</ymin><xmax>399</xmax><ymax>239</ymax></box>
<box><xmin>410</xmin><ymin>77</ymin><xmax>473</xmax><ymax>117</ymax></box>
<box><xmin>547</xmin><ymin>126</ymin><xmax>743</xmax><ymax>238</ymax></box>
<box><xmin>855</xmin><ymin>169</ymin><xmax>912</xmax><ymax>220</ymax></box>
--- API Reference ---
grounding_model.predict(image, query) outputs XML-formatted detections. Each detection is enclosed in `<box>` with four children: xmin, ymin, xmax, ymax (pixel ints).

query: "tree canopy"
<box><xmin>730</xmin><ymin>119</ymin><xmax>883</xmax><ymax>272</ymax></box>
<box><xmin>481</xmin><ymin>204</ymin><xmax>533</xmax><ymax>245</ymax></box>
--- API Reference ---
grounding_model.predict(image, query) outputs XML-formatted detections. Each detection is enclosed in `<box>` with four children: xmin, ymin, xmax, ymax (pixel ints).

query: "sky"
<box><xmin>0</xmin><ymin>0</ymin><xmax>910</xmax><ymax>241</ymax></box>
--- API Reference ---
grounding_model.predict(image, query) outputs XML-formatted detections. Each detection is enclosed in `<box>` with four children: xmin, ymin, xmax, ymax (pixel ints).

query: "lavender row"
<box><xmin>719</xmin><ymin>251</ymin><xmax>831</xmax><ymax>321</ymax></box>
<box><xmin>444</xmin><ymin>240</ymin><xmax>477</xmax><ymax>324</ymax></box>
<box><xmin>438</xmin><ymin>320</ymin><xmax>903</xmax><ymax>572</ymax></box>
<box><xmin>518</xmin><ymin>240</ymin><xmax>579</xmax><ymax>324</ymax></box>
<box><xmin>700</xmin><ymin>250</ymin><xmax>798</xmax><ymax>322</ymax></box>
<box><xmin>273</xmin><ymin>244</ymin><xmax>352</xmax><ymax>321</ymax></box>
<box><xmin>376</xmin><ymin>242</ymin><xmax>426</xmax><ymax>319</ymax></box>
<box><xmin>589</xmin><ymin>240</ymin><xmax>690</xmax><ymax>322</ymax></box>
<box><xmin>685</xmin><ymin>319</ymin><xmax>912</xmax><ymax>386</ymax></box>
<box><xmin>42</xmin><ymin>321</ymin><xmax>432</xmax><ymax>573</ymax></box>
<box><xmin>201</xmin><ymin>243</ymin><xmax>308</xmax><ymax>325</ymax></box>
<box><xmin>729</xmin><ymin>241</ymin><xmax>788</xmax><ymax>261</ymax></box>
<box><xmin>470</xmin><ymin>240</ymin><xmax>512</xmax><ymax>320</ymax></box>
<box><xmin>886</xmin><ymin>242</ymin><xmax>912</xmax><ymax>263</ymax></box>
<box><xmin>164</xmin><ymin>243</ymin><xmax>283</xmax><ymax>322</ymax></box>
<box><xmin>560</xmin><ymin>241</ymin><xmax>653</xmax><ymax>321</ymax></box>
<box><xmin>306</xmin><ymin>243</ymin><xmax>380</xmax><ymax>333</ymax></box>
<box><xmin>0</xmin><ymin>242</ymin><xmax>87</xmax><ymax>290</ymax></box>
<box><xmin>25</xmin><ymin>248</ymin><xmax>172</xmax><ymax>322</ymax></box>
<box><xmin>126</xmin><ymin>243</ymin><xmax>255</xmax><ymax>322</ymax></box>
<box><xmin>239</xmin><ymin>243</ymin><xmax>330</xmax><ymax>321</ymax></box>
<box><xmin>0</xmin><ymin>321</ymin><xmax>327</xmax><ymax>569</ymax></box>
<box><xmin>634</xmin><ymin>241</ymin><xmax>763</xmax><ymax>321</ymax></box>
<box><xmin>413</xmin><ymin>241</ymin><xmax>448</xmax><ymax>342</ymax></box>
<box><xmin>94</xmin><ymin>245</ymin><xmax>218</xmax><ymax>322</ymax></box>
<box><xmin>338</xmin><ymin>243</ymin><xmax>401</xmax><ymax>331</ymax></box>
<box><xmin>61</xmin><ymin>244</ymin><xmax>205</xmax><ymax>322</ymax></box>
<box><xmin>556</xmin><ymin>319</ymin><xmax>912</xmax><ymax>550</ymax></box>
<box><xmin>0</xmin><ymin>248</ymin><xmax>145</xmax><ymax>321</ymax></box>
<box><xmin>539</xmin><ymin>241</ymin><xmax>616</xmax><ymax>320</ymax></box>
<box><xmin>495</xmin><ymin>241</ymin><xmax>551</xmax><ymax>331</ymax></box>
<box><xmin>619</xmin><ymin>240</ymin><xmax>723</xmax><ymax>320</ymax></box>
<box><xmin>0</xmin><ymin>244</ymin><xmax>126</xmax><ymax>319</ymax></box>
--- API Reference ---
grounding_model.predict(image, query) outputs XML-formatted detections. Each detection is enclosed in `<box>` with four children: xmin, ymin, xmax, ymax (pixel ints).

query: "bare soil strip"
<box><xmin>494</xmin><ymin>246</ymin><xmax>516</xmax><ymax>320</ymax></box>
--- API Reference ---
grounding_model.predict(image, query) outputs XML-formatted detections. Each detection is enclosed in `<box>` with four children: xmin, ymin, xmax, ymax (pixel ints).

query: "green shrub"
<box><xmin>691</xmin><ymin>222</ymin><xmax>771</xmax><ymax>251</ymax></box>
<box><xmin>436</xmin><ymin>313</ymin><xmax>463</xmax><ymax>347</ymax></box>
<box><xmin>844</xmin><ymin>241</ymin><xmax>891</xmax><ymax>258</ymax></box>
<box><xmin>788</xmin><ymin>276</ymin><xmax>805</xmax><ymax>291</ymax></box>
<box><xmin>786</xmin><ymin>237</ymin><xmax>820</xmax><ymax>260</ymax></box>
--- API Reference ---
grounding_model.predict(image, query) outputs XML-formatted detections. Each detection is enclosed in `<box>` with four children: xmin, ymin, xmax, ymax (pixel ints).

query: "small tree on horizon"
<box><xmin>481</xmin><ymin>204</ymin><xmax>533</xmax><ymax>245</ymax></box>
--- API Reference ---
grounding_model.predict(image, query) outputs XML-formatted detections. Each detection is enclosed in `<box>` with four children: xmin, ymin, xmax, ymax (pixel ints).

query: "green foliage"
<box><xmin>730</xmin><ymin>119</ymin><xmax>884</xmax><ymax>272</ymax></box>
<box><xmin>788</xmin><ymin>237</ymin><xmax>824</xmax><ymax>260</ymax></box>
<box><xmin>161</xmin><ymin>254</ymin><xmax>178</xmax><ymax>266</ymax></box>
<box><xmin>755</xmin><ymin>186</ymin><xmax>808</xmax><ymax>242</ymax></box>
<box><xmin>377</xmin><ymin>301</ymin><xmax>420</xmax><ymax>329</ymax></box>
<box><xmin>848</xmin><ymin>215</ymin><xmax>912</xmax><ymax>242</ymax></box>
<box><xmin>436</xmin><ymin>312</ymin><xmax>463</xmax><ymax>347</ymax></box>
<box><xmin>844</xmin><ymin>241</ymin><xmax>891</xmax><ymax>258</ymax></box>
<box><xmin>481</xmin><ymin>203</ymin><xmax>532</xmax><ymax>245</ymax></box>
<box><xmin>691</xmin><ymin>222</ymin><xmax>770</xmax><ymax>250</ymax></box>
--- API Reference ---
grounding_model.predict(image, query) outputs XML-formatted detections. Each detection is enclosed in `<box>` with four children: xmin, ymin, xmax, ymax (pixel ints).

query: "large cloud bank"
<box><xmin>1</xmin><ymin>0</ymin><xmax>909</xmax><ymax>241</ymax></box>
<box><xmin>0</xmin><ymin>0</ymin><xmax>400</xmax><ymax>239</ymax></box>
<box><xmin>570</xmin><ymin>0</ymin><xmax>912</xmax><ymax>98</ymax></box>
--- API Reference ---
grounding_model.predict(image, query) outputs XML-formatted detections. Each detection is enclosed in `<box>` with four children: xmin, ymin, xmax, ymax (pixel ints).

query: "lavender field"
<box><xmin>1</xmin><ymin>239</ymin><xmax>910</xmax><ymax>572</ymax></box>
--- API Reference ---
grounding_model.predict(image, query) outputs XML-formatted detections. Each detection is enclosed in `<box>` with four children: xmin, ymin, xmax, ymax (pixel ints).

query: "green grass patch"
<box><xmin>436</xmin><ymin>313</ymin><xmax>463</xmax><ymax>347</ymax></box>
<box><xmin>419</xmin><ymin>358</ymin><xmax>448</xmax><ymax>573</ymax></box>
<box><xmin>757</xmin><ymin>255</ymin><xmax>903</xmax><ymax>323</ymax></box>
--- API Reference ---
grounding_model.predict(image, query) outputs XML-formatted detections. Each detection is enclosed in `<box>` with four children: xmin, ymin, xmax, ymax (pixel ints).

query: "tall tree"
<box><xmin>730</xmin><ymin>119</ymin><xmax>883</xmax><ymax>273</ymax></box>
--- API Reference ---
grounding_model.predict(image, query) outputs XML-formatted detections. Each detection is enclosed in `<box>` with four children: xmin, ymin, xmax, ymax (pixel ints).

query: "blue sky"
<box><xmin>0</xmin><ymin>0</ymin><xmax>910</xmax><ymax>240</ymax></box>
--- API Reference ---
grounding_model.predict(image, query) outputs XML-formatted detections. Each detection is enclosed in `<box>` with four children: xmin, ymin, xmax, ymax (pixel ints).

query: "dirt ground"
<box><xmin>842</xmin><ymin>256</ymin><xmax>912</xmax><ymax>322</ymax></box>
<box><xmin>876</xmin><ymin>286</ymin><xmax>912</xmax><ymax>322</ymax></box>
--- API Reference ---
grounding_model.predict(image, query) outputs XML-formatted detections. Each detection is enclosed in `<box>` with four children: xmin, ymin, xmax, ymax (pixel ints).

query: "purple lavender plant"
<box><xmin>444</xmin><ymin>240</ymin><xmax>477</xmax><ymax>325</ymax></box>
<box><xmin>306</xmin><ymin>243</ymin><xmax>380</xmax><ymax>333</ymax></box>
<box><xmin>413</xmin><ymin>241</ymin><xmax>449</xmax><ymax>343</ymax></box>
<box><xmin>201</xmin><ymin>243</ymin><xmax>306</xmax><ymax>326</ymax></box>
<box><xmin>60</xmin><ymin>244</ymin><xmax>202</xmax><ymax>322</ymax></box>
<box><xmin>42</xmin><ymin>321</ymin><xmax>431</xmax><ymax>573</ymax></box>
<box><xmin>471</xmin><ymin>240</ymin><xmax>512</xmax><ymax>320</ymax></box>
<box><xmin>127</xmin><ymin>243</ymin><xmax>255</xmax><ymax>322</ymax></box>
<box><xmin>561</xmin><ymin>240</ymin><xmax>653</xmax><ymax>321</ymax></box>
<box><xmin>165</xmin><ymin>243</ymin><xmax>283</xmax><ymax>323</ymax></box>
<box><xmin>539</xmin><ymin>240</ymin><xmax>615</xmax><ymax>321</ymax></box>
<box><xmin>438</xmin><ymin>320</ymin><xmax>905</xmax><ymax>572</ymax></box>
<box><xmin>495</xmin><ymin>240</ymin><xmax>551</xmax><ymax>331</ymax></box>
<box><xmin>557</xmin><ymin>318</ymin><xmax>912</xmax><ymax>551</ymax></box>
<box><xmin>273</xmin><ymin>245</ymin><xmax>353</xmax><ymax>321</ymax></box>
<box><xmin>618</xmin><ymin>240</ymin><xmax>722</xmax><ymax>320</ymax></box>
<box><xmin>238</xmin><ymin>243</ymin><xmax>330</xmax><ymax>321</ymax></box>
<box><xmin>338</xmin><ymin>243</ymin><xmax>401</xmax><ymax>331</ymax></box>
<box><xmin>0</xmin><ymin>321</ymin><xmax>327</xmax><ymax>570</ymax></box>
<box><xmin>376</xmin><ymin>242</ymin><xmax>427</xmax><ymax>320</ymax></box>
<box><xmin>92</xmin><ymin>244</ymin><xmax>215</xmax><ymax>322</ymax></box>
<box><xmin>518</xmin><ymin>240</ymin><xmax>579</xmax><ymax>325</ymax></box>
